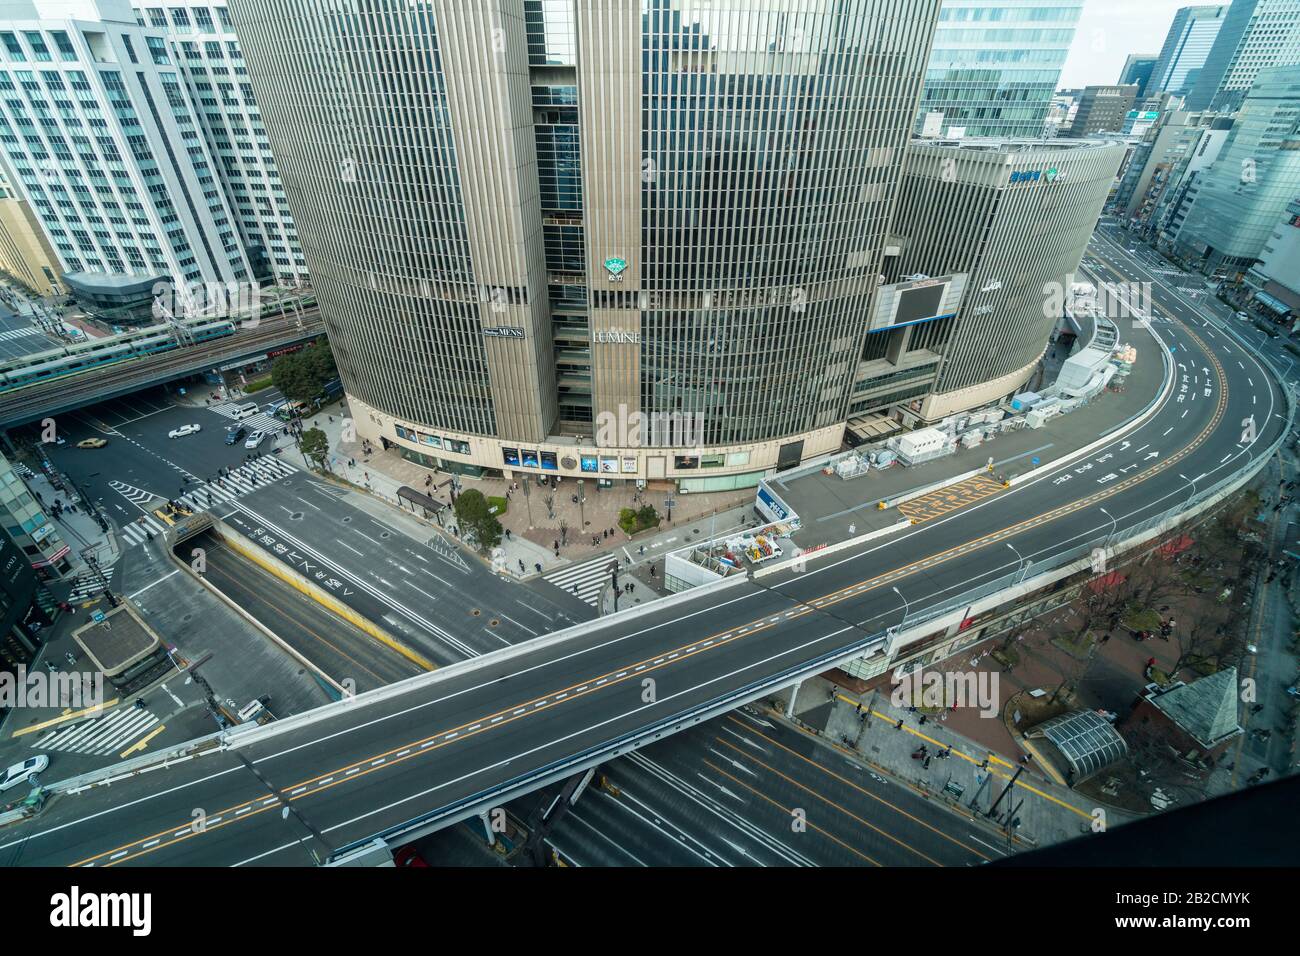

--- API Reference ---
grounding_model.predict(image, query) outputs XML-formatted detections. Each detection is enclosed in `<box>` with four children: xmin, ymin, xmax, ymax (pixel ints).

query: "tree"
<box><xmin>453</xmin><ymin>488</ymin><xmax>502</xmax><ymax>553</ymax></box>
<box><xmin>271</xmin><ymin>339</ymin><xmax>336</xmax><ymax>404</ymax></box>
<box><xmin>299</xmin><ymin>427</ymin><xmax>330</xmax><ymax>472</ymax></box>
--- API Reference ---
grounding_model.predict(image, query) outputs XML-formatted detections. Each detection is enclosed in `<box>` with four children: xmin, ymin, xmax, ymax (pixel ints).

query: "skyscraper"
<box><xmin>917</xmin><ymin>0</ymin><xmax>1083</xmax><ymax>139</ymax></box>
<box><xmin>1149</xmin><ymin>6</ymin><xmax>1228</xmax><ymax>97</ymax></box>
<box><xmin>233</xmin><ymin>0</ymin><xmax>958</xmax><ymax>485</ymax></box>
<box><xmin>132</xmin><ymin>2</ymin><xmax>307</xmax><ymax>282</ymax></box>
<box><xmin>1185</xmin><ymin>0</ymin><xmax>1300</xmax><ymax>112</ymax></box>
<box><xmin>1174</xmin><ymin>66</ymin><xmax>1300</xmax><ymax>272</ymax></box>
<box><xmin>0</xmin><ymin>0</ymin><xmax>253</xmax><ymax>300</ymax></box>
<box><xmin>1119</xmin><ymin>54</ymin><xmax>1159</xmax><ymax>99</ymax></box>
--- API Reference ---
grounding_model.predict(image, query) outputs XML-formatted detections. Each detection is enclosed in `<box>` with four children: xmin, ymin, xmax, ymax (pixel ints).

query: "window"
<box><xmin>24</xmin><ymin>33</ymin><xmax>51</xmax><ymax>62</ymax></box>
<box><xmin>146</xmin><ymin>36</ymin><xmax>170</xmax><ymax>65</ymax></box>
<box><xmin>50</xmin><ymin>31</ymin><xmax>76</xmax><ymax>61</ymax></box>
<box><xmin>1</xmin><ymin>33</ymin><xmax>26</xmax><ymax>62</ymax></box>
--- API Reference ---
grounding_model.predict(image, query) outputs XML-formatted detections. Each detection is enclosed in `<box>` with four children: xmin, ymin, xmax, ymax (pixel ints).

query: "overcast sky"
<box><xmin>1057</xmin><ymin>0</ymin><xmax>1190</xmax><ymax>89</ymax></box>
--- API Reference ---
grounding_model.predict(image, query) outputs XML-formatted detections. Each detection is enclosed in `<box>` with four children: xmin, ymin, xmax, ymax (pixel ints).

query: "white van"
<box><xmin>232</xmin><ymin>402</ymin><xmax>260</xmax><ymax>420</ymax></box>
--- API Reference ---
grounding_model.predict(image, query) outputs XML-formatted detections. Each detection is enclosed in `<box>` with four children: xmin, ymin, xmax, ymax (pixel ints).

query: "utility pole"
<box><xmin>986</xmin><ymin>764</ymin><xmax>1024</xmax><ymax>819</ymax></box>
<box><xmin>79</xmin><ymin>546</ymin><xmax>118</xmax><ymax>607</ymax></box>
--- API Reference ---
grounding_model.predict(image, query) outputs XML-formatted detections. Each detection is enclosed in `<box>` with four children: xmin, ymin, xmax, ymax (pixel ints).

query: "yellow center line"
<box><xmin>78</xmin><ymin>307</ymin><xmax>1233</xmax><ymax>865</ymax></box>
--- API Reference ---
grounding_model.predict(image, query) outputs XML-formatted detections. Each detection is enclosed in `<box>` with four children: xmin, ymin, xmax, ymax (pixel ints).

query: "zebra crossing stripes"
<box><xmin>115</xmin><ymin>455</ymin><xmax>298</xmax><ymax>548</ymax></box>
<box><xmin>66</xmin><ymin>570</ymin><xmax>109</xmax><ymax>604</ymax></box>
<box><xmin>119</xmin><ymin>513</ymin><xmax>168</xmax><ymax>547</ymax></box>
<box><xmin>542</xmin><ymin>556</ymin><xmax>620</xmax><ymax>607</ymax></box>
<box><xmin>33</xmin><ymin>705</ymin><xmax>160</xmax><ymax>757</ymax></box>
<box><xmin>0</xmin><ymin>325</ymin><xmax>39</xmax><ymax>341</ymax></box>
<box><xmin>209</xmin><ymin>401</ymin><xmax>282</xmax><ymax>435</ymax></box>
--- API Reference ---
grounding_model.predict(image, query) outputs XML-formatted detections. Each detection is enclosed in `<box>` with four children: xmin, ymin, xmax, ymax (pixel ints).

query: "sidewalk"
<box><xmin>772</xmin><ymin>674</ymin><xmax>1110</xmax><ymax>850</ymax></box>
<box><xmin>22</xmin><ymin>464</ymin><xmax>120</xmax><ymax>585</ymax></box>
<box><xmin>295</xmin><ymin>400</ymin><xmax>761</xmax><ymax>586</ymax></box>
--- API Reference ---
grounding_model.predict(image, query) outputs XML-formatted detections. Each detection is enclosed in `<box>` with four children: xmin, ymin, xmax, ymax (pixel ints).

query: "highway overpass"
<box><xmin>0</xmin><ymin>245</ymin><xmax>1290</xmax><ymax>866</ymax></box>
<box><xmin>0</xmin><ymin>312</ymin><xmax>325</xmax><ymax>429</ymax></box>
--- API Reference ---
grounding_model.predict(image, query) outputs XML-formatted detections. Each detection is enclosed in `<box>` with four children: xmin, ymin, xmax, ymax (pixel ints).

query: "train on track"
<box><xmin>0</xmin><ymin>317</ymin><xmax>236</xmax><ymax>394</ymax></box>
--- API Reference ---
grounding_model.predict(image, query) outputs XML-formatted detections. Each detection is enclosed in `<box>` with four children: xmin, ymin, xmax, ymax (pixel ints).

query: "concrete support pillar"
<box><xmin>785</xmin><ymin>679</ymin><xmax>802</xmax><ymax>718</ymax></box>
<box><xmin>478</xmin><ymin>809</ymin><xmax>494</xmax><ymax>845</ymax></box>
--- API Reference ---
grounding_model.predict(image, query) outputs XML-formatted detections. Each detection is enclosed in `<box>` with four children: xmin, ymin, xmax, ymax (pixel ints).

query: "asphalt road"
<box><xmin>513</xmin><ymin>709</ymin><xmax>1002</xmax><ymax>867</ymax></box>
<box><xmin>183</xmin><ymin>530</ymin><xmax>426</xmax><ymax>693</ymax></box>
<box><xmin>0</xmin><ymin>239</ymin><xmax>1289</xmax><ymax>867</ymax></box>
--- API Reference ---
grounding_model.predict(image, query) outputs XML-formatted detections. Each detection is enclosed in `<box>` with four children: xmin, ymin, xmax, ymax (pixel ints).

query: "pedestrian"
<box><xmin>608</xmin><ymin>527</ymin><xmax>615</xmax><ymax>538</ymax></box>
<box><xmin>919</xmin><ymin>714</ymin><xmax>927</xmax><ymax>725</ymax></box>
<box><xmin>895</xmin><ymin>718</ymin><xmax>904</xmax><ymax>730</ymax></box>
<box><xmin>505</xmin><ymin>528</ymin><xmax>512</xmax><ymax>540</ymax></box>
<box><xmin>855</xmin><ymin>701</ymin><xmax>862</xmax><ymax>714</ymax></box>
<box><xmin>553</xmin><ymin>539</ymin><xmax>559</xmax><ymax>551</ymax></box>
<box><xmin>535</xmin><ymin>562</ymin><xmax>542</xmax><ymax>574</ymax></box>
<box><xmin>639</xmin><ymin>545</ymin><xmax>645</xmax><ymax>556</ymax></box>
<box><xmin>518</xmin><ymin>559</ymin><xmax>525</xmax><ymax>573</ymax></box>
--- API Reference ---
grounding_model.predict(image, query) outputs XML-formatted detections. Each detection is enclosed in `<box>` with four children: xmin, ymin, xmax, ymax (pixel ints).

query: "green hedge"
<box><xmin>244</xmin><ymin>376</ymin><xmax>274</xmax><ymax>393</ymax></box>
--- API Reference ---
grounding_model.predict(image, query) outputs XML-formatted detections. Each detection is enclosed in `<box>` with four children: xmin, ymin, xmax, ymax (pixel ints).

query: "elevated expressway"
<box><xmin>0</xmin><ymin>311</ymin><xmax>325</xmax><ymax>429</ymax></box>
<box><xmin>0</xmin><ymin>253</ymin><xmax>1289</xmax><ymax>866</ymax></box>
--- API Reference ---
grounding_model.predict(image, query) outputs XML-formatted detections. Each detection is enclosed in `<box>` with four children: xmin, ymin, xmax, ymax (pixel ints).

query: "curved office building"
<box><xmin>231</xmin><ymin>0</ymin><xmax>943</xmax><ymax>486</ymax></box>
<box><xmin>885</xmin><ymin>137</ymin><xmax>1124</xmax><ymax>420</ymax></box>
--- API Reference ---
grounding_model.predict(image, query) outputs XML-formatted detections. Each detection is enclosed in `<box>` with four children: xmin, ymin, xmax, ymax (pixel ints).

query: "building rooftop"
<box><xmin>1148</xmin><ymin>667</ymin><xmax>1242</xmax><ymax>748</ymax></box>
<box><xmin>73</xmin><ymin>603</ymin><xmax>163</xmax><ymax>678</ymax></box>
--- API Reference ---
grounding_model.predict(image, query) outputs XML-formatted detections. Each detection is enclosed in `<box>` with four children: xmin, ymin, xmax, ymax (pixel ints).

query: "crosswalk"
<box><xmin>209</xmin><ymin>400</ymin><xmax>282</xmax><ymax>436</ymax></box>
<box><xmin>32</xmin><ymin>704</ymin><xmax>160</xmax><ymax>757</ymax></box>
<box><xmin>542</xmin><ymin>555</ymin><xmax>621</xmax><ymax>607</ymax></box>
<box><xmin>66</xmin><ymin>569</ymin><xmax>109</xmax><ymax>604</ymax></box>
<box><xmin>0</xmin><ymin>325</ymin><xmax>39</xmax><ymax>341</ymax></box>
<box><xmin>115</xmin><ymin>454</ymin><xmax>299</xmax><ymax>547</ymax></box>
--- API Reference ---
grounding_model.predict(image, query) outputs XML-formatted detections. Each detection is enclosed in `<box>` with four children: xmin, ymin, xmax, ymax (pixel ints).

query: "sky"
<box><xmin>1057</xmin><ymin>0</ymin><xmax>1191</xmax><ymax>89</ymax></box>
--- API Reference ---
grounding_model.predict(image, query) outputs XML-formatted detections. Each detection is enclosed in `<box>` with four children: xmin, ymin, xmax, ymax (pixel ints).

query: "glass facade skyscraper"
<box><xmin>1175</xmin><ymin>66</ymin><xmax>1300</xmax><ymax>272</ymax></box>
<box><xmin>1185</xmin><ymin>0</ymin><xmax>1300</xmax><ymax>112</ymax></box>
<box><xmin>917</xmin><ymin>0</ymin><xmax>1082</xmax><ymax>138</ymax></box>
<box><xmin>1149</xmin><ymin>5</ymin><xmax>1228</xmax><ymax>97</ymax></box>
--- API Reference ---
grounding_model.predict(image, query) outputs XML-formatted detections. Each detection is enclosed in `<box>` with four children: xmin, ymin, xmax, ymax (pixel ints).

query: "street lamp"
<box><xmin>891</xmin><ymin>585</ymin><xmax>909</xmax><ymax>628</ymax></box>
<box><xmin>1006</xmin><ymin>542</ymin><xmax>1025</xmax><ymax>584</ymax></box>
<box><xmin>1099</xmin><ymin>507</ymin><xmax>1118</xmax><ymax>551</ymax></box>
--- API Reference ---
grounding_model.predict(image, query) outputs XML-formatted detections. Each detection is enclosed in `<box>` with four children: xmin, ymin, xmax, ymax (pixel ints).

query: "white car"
<box><xmin>244</xmin><ymin>430</ymin><xmax>265</xmax><ymax>450</ymax></box>
<box><xmin>1235</xmin><ymin>311</ymin><xmax>1249</xmax><ymax>321</ymax></box>
<box><xmin>0</xmin><ymin>754</ymin><xmax>48</xmax><ymax>792</ymax></box>
<box><xmin>168</xmin><ymin>424</ymin><xmax>201</xmax><ymax>439</ymax></box>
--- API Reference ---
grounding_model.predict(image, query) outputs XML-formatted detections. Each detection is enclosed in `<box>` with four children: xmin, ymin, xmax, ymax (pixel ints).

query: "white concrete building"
<box><xmin>132</xmin><ymin>2</ymin><xmax>305</xmax><ymax>281</ymax></box>
<box><xmin>0</xmin><ymin>0</ymin><xmax>252</xmax><ymax>297</ymax></box>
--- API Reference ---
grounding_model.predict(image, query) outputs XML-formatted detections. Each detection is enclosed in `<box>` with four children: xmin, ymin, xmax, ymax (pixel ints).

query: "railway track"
<box><xmin>0</xmin><ymin>312</ymin><xmax>325</xmax><ymax>427</ymax></box>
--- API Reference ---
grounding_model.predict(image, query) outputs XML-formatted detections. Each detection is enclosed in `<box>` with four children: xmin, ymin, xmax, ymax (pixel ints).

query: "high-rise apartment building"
<box><xmin>233</xmin><ymin>0</ymin><xmax>984</xmax><ymax>486</ymax></box>
<box><xmin>1119</xmin><ymin>55</ymin><xmax>1159</xmax><ymax>99</ymax></box>
<box><xmin>0</xmin><ymin>0</ymin><xmax>252</xmax><ymax>306</ymax></box>
<box><xmin>1174</xmin><ymin>66</ymin><xmax>1300</xmax><ymax>272</ymax></box>
<box><xmin>1150</xmin><ymin>6</ymin><xmax>1228</xmax><ymax>97</ymax></box>
<box><xmin>1185</xmin><ymin>0</ymin><xmax>1300</xmax><ymax>112</ymax></box>
<box><xmin>918</xmin><ymin>0</ymin><xmax>1082</xmax><ymax>139</ymax></box>
<box><xmin>132</xmin><ymin>2</ymin><xmax>306</xmax><ymax>281</ymax></box>
<box><xmin>887</xmin><ymin>138</ymin><xmax>1124</xmax><ymax>418</ymax></box>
